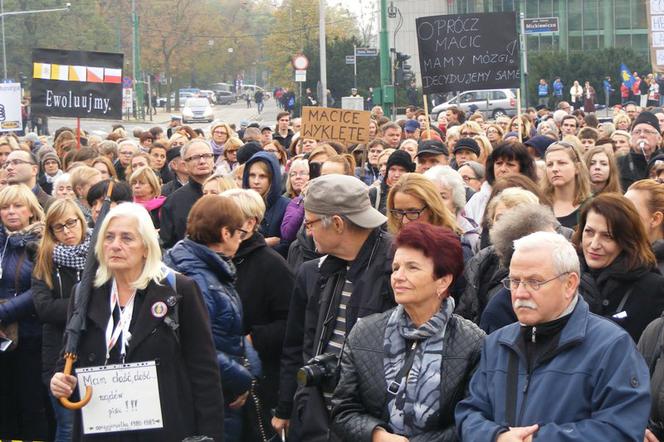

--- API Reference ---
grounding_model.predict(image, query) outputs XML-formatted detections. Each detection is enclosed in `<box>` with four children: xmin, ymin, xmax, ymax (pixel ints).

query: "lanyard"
<box><xmin>105</xmin><ymin>279</ymin><xmax>137</xmax><ymax>363</ymax></box>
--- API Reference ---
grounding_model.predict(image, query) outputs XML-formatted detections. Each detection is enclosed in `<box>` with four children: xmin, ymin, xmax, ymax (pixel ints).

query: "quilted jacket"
<box><xmin>331</xmin><ymin>309</ymin><xmax>485</xmax><ymax>441</ymax></box>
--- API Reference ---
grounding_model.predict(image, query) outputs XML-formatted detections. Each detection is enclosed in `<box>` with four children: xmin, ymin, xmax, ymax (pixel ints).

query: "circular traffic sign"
<box><xmin>292</xmin><ymin>54</ymin><xmax>309</xmax><ymax>70</ymax></box>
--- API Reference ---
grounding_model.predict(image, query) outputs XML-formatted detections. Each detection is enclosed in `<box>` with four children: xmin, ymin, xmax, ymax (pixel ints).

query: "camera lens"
<box><xmin>297</xmin><ymin>365</ymin><xmax>323</xmax><ymax>387</ymax></box>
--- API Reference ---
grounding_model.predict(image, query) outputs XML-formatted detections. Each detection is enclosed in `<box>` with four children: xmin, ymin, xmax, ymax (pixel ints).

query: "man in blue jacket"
<box><xmin>456</xmin><ymin>231</ymin><xmax>651</xmax><ymax>442</ymax></box>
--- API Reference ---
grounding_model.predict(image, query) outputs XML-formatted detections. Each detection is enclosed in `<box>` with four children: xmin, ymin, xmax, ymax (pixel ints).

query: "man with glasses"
<box><xmin>273</xmin><ymin>174</ymin><xmax>394</xmax><ymax>440</ymax></box>
<box><xmin>618</xmin><ymin>111</ymin><xmax>663</xmax><ymax>191</ymax></box>
<box><xmin>5</xmin><ymin>150</ymin><xmax>52</xmax><ymax>209</ymax></box>
<box><xmin>456</xmin><ymin>231</ymin><xmax>650</xmax><ymax>442</ymax></box>
<box><xmin>159</xmin><ymin>139</ymin><xmax>214</xmax><ymax>248</ymax></box>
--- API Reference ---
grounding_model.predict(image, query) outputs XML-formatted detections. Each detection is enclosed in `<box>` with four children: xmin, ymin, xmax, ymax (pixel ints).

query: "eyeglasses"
<box><xmin>184</xmin><ymin>153</ymin><xmax>214</xmax><ymax>163</ymax></box>
<box><xmin>633</xmin><ymin>128</ymin><xmax>660</xmax><ymax>136</ymax></box>
<box><xmin>389</xmin><ymin>207</ymin><xmax>427</xmax><ymax>222</ymax></box>
<box><xmin>303</xmin><ymin>218</ymin><xmax>323</xmax><ymax>229</ymax></box>
<box><xmin>501</xmin><ymin>272</ymin><xmax>569</xmax><ymax>291</ymax></box>
<box><xmin>5</xmin><ymin>159</ymin><xmax>34</xmax><ymax>167</ymax></box>
<box><xmin>461</xmin><ymin>175</ymin><xmax>479</xmax><ymax>183</ymax></box>
<box><xmin>52</xmin><ymin>218</ymin><xmax>79</xmax><ymax>233</ymax></box>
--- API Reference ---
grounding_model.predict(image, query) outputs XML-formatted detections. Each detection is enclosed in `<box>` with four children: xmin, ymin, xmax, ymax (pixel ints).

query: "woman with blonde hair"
<box><xmin>216</xmin><ymin>136</ymin><xmax>243</xmax><ymax>175</ymax></box>
<box><xmin>91</xmin><ymin>156</ymin><xmax>117</xmax><ymax>181</ymax></box>
<box><xmin>508</xmin><ymin>114</ymin><xmax>532</xmax><ymax>141</ymax></box>
<box><xmin>542</xmin><ymin>141</ymin><xmax>592</xmax><ymax>228</ymax></box>
<box><xmin>626</xmin><ymin>179</ymin><xmax>664</xmax><ymax>273</ymax></box>
<box><xmin>33</xmin><ymin>199</ymin><xmax>89</xmax><ymax>440</ymax></box>
<box><xmin>130</xmin><ymin>166</ymin><xmax>166</xmax><ymax>228</ymax></box>
<box><xmin>209</xmin><ymin>122</ymin><xmax>234</xmax><ymax>160</ymax></box>
<box><xmin>0</xmin><ymin>184</ymin><xmax>48</xmax><ymax>439</ymax></box>
<box><xmin>321</xmin><ymin>153</ymin><xmax>356</xmax><ymax>176</ymax></box>
<box><xmin>69</xmin><ymin>165</ymin><xmax>102</xmax><ymax>224</ymax></box>
<box><xmin>583</xmin><ymin>146</ymin><xmax>622</xmax><ymax>195</ymax></box>
<box><xmin>613</xmin><ymin>111</ymin><xmax>631</xmax><ymax>131</ymax></box>
<box><xmin>203</xmin><ymin>173</ymin><xmax>237</xmax><ymax>196</ymax></box>
<box><xmin>484</xmin><ymin>123</ymin><xmax>504</xmax><ymax>146</ymax></box>
<box><xmin>474</xmin><ymin>135</ymin><xmax>493</xmax><ymax>165</ymax></box>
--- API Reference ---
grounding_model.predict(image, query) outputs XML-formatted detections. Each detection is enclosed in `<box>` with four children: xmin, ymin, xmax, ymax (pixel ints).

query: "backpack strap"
<box><xmin>162</xmin><ymin>267</ymin><xmax>181</xmax><ymax>344</ymax></box>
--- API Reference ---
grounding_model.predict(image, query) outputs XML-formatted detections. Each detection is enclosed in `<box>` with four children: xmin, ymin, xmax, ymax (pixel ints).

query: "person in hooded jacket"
<box><xmin>573</xmin><ymin>193</ymin><xmax>664</xmax><ymax>342</ymax></box>
<box><xmin>222</xmin><ymin>188</ymin><xmax>293</xmax><ymax>439</ymax></box>
<box><xmin>242</xmin><ymin>151</ymin><xmax>290</xmax><ymax>257</ymax></box>
<box><xmin>164</xmin><ymin>195</ymin><xmax>261</xmax><ymax>442</ymax></box>
<box><xmin>32</xmin><ymin>199</ymin><xmax>90</xmax><ymax>442</ymax></box>
<box><xmin>625</xmin><ymin>179</ymin><xmax>664</xmax><ymax>274</ymax></box>
<box><xmin>0</xmin><ymin>184</ymin><xmax>51</xmax><ymax>440</ymax></box>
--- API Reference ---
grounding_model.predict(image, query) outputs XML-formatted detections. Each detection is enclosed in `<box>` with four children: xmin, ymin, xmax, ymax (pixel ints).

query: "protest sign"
<box><xmin>0</xmin><ymin>83</ymin><xmax>22</xmax><ymax>132</ymax></box>
<box><xmin>31</xmin><ymin>48</ymin><xmax>123</xmax><ymax>119</ymax></box>
<box><xmin>77</xmin><ymin>361</ymin><xmax>163</xmax><ymax>434</ymax></box>
<box><xmin>301</xmin><ymin>106</ymin><xmax>371</xmax><ymax>144</ymax></box>
<box><xmin>416</xmin><ymin>12</ymin><xmax>520</xmax><ymax>95</ymax></box>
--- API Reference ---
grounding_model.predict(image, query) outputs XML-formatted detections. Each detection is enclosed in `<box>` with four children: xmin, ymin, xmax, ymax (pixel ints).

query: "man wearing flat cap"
<box><xmin>273</xmin><ymin>174</ymin><xmax>395</xmax><ymax>441</ymax></box>
<box><xmin>618</xmin><ymin>110</ymin><xmax>663</xmax><ymax>191</ymax></box>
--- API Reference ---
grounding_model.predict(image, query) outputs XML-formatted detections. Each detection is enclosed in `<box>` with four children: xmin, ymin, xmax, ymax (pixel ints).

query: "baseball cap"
<box><xmin>404</xmin><ymin>120</ymin><xmax>420</xmax><ymax>133</ymax></box>
<box><xmin>304</xmin><ymin>175</ymin><xmax>386</xmax><ymax>229</ymax></box>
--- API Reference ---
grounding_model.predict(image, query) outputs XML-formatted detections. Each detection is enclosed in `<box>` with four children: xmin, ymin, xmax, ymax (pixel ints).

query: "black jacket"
<box><xmin>455</xmin><ymin>246</ymin><xmax>504</xmax><ymax>324</ymax></box>
<box><xmin>233</xmin><ymin>231</ymin><xmax>293</xmax><ymax>408</ymax></box>
<box><xmin>160</xmin><ymin>177</ymin><xmax>184</xmax><ymax>197</ymax></box>
<box><xmin>638</xmin><ymin>315</ymin><xmax>664</xmax><ymax>439</ymax></box>
<box><xmin>617</xmin><ymin>151</ymin><xmax>650</xmax><ymax>192</ymax></box>
<box><xmin>287</xmin><ymin>225</ymin><xmax>321</xmax><ymax>271</ymax></box>
<box><xmin>159</xmin><ymin>179</ymin><xmax>203</xmax><ymax>249</ymax></box>
<box><xmin>32</xmin><ymin>265</ymin><xmax>80</xmax><ymax>385</ymax></box>
<box><xmin>580</xmin><ymin>254</ymin><xmax>664</xmax><ymax>342</ymax></box>
<box><xmin>654</xmin><ymin>240</ymin><xmax>664</xmax><ymax>275</ymax></box>
<box><xmin>276</xmin><ymin>229</ymin><xmax>395</xmax><ymax>419</ymax></box>
<box><xmin>59</xmin><ymin>274</ymin><xmax>225</xmax><ymax>442</ymax></box>
<box><xmin>332</xmin><ymin>310</ymin><xmax>484</xmax><ymax>441</ymax></box>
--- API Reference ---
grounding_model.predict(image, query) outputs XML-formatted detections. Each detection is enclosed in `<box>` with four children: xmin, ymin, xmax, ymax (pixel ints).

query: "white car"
<box><xmin>182</xmin><ymin>97</ymin><xmax>214</xmax><ymax>123</ymax></box>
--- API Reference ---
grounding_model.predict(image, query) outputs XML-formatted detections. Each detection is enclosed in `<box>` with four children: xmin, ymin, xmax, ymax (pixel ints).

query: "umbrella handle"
<box><xmin>59</xmin><ymin>353</ymin><xmax>92</xmax><ymax>410</ymax></box>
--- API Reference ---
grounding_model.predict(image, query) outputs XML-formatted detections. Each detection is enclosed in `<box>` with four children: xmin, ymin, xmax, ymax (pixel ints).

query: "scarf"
<box><xmin>136</xmin><ymin>195</ymin><xmax>167</xmax><ymax>212</ymax></box>
<box><xmin>210</xmin><ymin>139</ymin><xmax>224</xmax><ymax>157</ymax></box>
<box><xmin>45</xmin><ymin>169</ymin><xmax>63</xmax><ymax>183</ymax></box>
<box><xmin>53</xmin><ymin>230</ymin><xmax>91</xmax><ymax>270</ymax></box>
<box><xmin>383</xmin><ymin>297</ymin><xmax>455</xmax><ymax>436</ymax></box>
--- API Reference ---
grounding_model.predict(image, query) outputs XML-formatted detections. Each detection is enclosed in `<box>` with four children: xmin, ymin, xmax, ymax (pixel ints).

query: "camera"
<box><xmin>297</xmin><ymin>353</ymin><xmax>339</xmax><ymax>390</ymax></box>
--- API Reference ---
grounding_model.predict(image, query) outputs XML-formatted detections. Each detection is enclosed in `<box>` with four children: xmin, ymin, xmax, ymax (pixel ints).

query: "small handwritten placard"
<box><xmin>77</xmin><ymin>361</ymin><xmax>163</xmax><ymax>434</ymax></box>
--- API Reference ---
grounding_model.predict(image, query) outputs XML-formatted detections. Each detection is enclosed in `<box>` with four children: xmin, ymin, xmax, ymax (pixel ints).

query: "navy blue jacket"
<box><xmin>0</xmin><ymin>224</ymin><xmax>42</xmax><ymax>338</ymax></box>
<box><xmin>456</xmin><ymin>297</ymin><xmax>651</xmax><ymax>441</ymax></box>
<box><xmin>164</xmin><ymin>239</ymin><xmax>260</xmax><ymax>401</ymax></box>
<box><xmin>242</xmin><ymin>152</ymin><xmax>290</xmax><ymax>256</ymax></box>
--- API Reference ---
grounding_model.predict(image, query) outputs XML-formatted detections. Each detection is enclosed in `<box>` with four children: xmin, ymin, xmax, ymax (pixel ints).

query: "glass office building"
<box><xmin>447</xmin><ymin>0</ymin><xmax>649</xmax><ymax>54</ymax></box>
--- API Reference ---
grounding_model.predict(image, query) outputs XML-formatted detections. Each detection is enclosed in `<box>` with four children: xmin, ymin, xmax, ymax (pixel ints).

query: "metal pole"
<box><xmin>379</xmin><ymin>0</ymin><xmax>391</xmax><ymax>117</ymax></box>
<box><xmin>353</xmin><ymin>45</ymin><xmax>357</xmax><ymax>89</ymax></box>
<box><xmin>319</xmin><ymin>0</ymin><xmax>327</xmax><ymax>107</ymax></box>
<box><xmin>520</xmin><ymin>11</ymin><xmax>528</xmax><ymax>108</ymax></box>
<box><xmin>147</xmin><ymin>74</ymin><xmax>153</xmax><ymax>122</ymax></box>
<box><xmin>132</xmin><ymin>0</ymin><xmax>144</xmax><ymax>120</ymax></box>
<box><xmin>1</xmin><ymin>0</ymin><xmax>6</xmax><ymax>80</ymax></box>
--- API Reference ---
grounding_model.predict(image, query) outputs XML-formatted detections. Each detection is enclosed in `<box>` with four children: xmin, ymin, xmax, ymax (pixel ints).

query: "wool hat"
<box><xmin>305</xmin><ymin>174</ymin><xmax>386</xmax><ymax>229</ymax></box>
<box><xmin>632</xmin><ymin>111</ymin><xmax>661</xmax><ymax>134</ymax></box>
<box><xmin>524</xmin><ymin>135</ymin><xmax>556</xmax><ymax>158</ymax></box>
<box><xmin>416</xmin><ymin>139</ymin><xmax>449</xmax><ymax>158</ymax></box>
<box><xmin>386</xmin><ymin>149</ymin><xmax>415</xmax><ymax>173</ymax></box>
<box><xmin>453</xmin><ymin>137</ymin><xmax>481</xmax><ymax>156</ymax></box>
<box><xmin>237</xmin><ymin>141</ymin><xmax>263</xmax><ymax>165</ymax></box>
<box><xmin>40</xmin><ymin>151</ymin><xmax>61</xmax><ymax>168</ymax></box>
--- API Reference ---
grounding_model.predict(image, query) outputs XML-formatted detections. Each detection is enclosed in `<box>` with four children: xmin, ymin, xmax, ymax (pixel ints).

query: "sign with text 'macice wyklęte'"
<box><xmin>301</xmin><ymin>106</ymin><xmax>371</xmax><ymax>145</ymax></box>
<box><xmin>416</xmin><ymin>12</ymin><xmax>520</xmax><ymax>95</ymax></box>
<box><xmin>31</xmin><ymin>48</ymin><xmax>123</xmax><ymax>119</ymax></box>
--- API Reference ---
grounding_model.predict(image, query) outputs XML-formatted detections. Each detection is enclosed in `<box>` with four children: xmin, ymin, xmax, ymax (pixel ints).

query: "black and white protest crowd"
<box><xmin>1</xmin><ymin>96</ymin><xmax>664</xmax><ymax>442</ymax></box>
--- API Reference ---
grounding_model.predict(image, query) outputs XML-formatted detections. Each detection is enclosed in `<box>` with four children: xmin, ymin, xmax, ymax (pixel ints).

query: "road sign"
<box><xmin>122</xmin><ymin>76</ymin><xmax>133</xmax><ymax>88</ymax></box>
<box><xmin>524</xmin><ymin>17</ymin><xmax>559</xmax><ymax>33</ymax></box>
<box><xmin>355</xmin><ymin>48</ymin><xmax>378</xmax><ymax>57</ymax></box>
<box><xmin>345</xmin><ymin>55</ymin><xmax>356</xmax><ymax>65</ymax></box>
<box><xmin>295</xmin><ymin>69</ymin><xmax>306</xmax><ymax>82</ymax></box>
<box><xmin>292</xmin><ymin>54</ymin><xmax>309</xmax><ymax>70</ymax></box>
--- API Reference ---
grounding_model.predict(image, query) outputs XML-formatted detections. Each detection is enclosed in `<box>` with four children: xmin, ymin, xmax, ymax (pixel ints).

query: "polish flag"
<box><xmin>86</xmin><ymin>67</ymin><xmax>104</xmax><ymax>83</ymax></box>
<box><xmin>104</xmin><ymin>68</ymin><xmax>121</xmax><ymax>84</ymax></box>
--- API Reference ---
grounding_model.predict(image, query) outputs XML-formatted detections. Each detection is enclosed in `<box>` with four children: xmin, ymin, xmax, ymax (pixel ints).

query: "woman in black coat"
<box><xmin>33</xmin><ymin>199</ymin><xmax>90</xmax><ymax>442</ymax></box>
<box><xmin>573</xmin><ymin>193</ymin><xmax>664</xmax><ymax>342</ymax></box>
<box><xmin>50</xmin><ymin>203</ymin><xmax>224</xmax><ymax>442</ymax></box>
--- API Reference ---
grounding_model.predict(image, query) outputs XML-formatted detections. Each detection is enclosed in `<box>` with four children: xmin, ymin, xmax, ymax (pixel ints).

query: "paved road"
<box><xmin>46</xmin><ymin>99</ymin><xmax>281</xmax><ymax>137</ymax></box>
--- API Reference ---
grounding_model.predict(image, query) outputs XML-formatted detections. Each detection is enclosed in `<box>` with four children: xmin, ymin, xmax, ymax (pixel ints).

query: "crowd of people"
<box><xmin>0</xmin><ymin>90</ymin><xmax>662</xmax><ymax>441</ymax></box>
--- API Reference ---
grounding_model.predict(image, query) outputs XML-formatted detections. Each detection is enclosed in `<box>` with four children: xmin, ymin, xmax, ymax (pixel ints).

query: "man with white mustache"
<box><xmin>456</xmin><ymin>231</ymin><xmax>651</xmax><ymax>442</ymax></box>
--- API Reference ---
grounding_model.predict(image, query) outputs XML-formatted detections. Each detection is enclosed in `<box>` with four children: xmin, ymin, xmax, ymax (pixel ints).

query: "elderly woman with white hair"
<box><xmin>424</xmin><ymin>165</ymin><xmax>480</xmax><ymax>253</ymax></box>
<box><xmin>50</xmin><ymin>203</ymin><xmax>224</xmax><ymax>441</ymax></box>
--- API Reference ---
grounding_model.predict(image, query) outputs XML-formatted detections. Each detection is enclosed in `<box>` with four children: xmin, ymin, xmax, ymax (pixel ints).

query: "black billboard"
<box><xmin>416</xmin><ymin>12</ymin><xmax>520</xmax><ymax>95</ymax></box>
<box><xmin>31</xmin><ymin>49</ymin><xmax>123</xmax><ymax>119</ymax></box>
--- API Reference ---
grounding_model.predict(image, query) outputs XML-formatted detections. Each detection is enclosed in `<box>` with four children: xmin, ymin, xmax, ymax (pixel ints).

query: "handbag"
<box><xmin>0</xmin><ymin>299</ymin><xmax>18</xmax><ymax>351</ymax></box>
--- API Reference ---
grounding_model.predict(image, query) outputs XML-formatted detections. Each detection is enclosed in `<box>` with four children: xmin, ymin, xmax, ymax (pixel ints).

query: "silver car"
<box><xmin>432</xmin><ymin>89</ymin><xmax>517</xmax><ymax>120</ymax></box>
<box><xmin>182</xmin><ymin>97</ymin><xmax>214</xmax><ymax>123</ymax></box>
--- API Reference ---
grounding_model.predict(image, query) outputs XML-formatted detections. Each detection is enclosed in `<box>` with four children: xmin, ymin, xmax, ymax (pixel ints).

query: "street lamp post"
<box><xmin>0</xmin><ymin>1</ymin><xmax>71</xmax><ymax>80</ymax></box>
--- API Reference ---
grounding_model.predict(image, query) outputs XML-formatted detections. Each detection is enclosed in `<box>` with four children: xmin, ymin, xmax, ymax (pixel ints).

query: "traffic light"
<box><xmin>394</xmin><ymin>52</ymin><xmax>411</xmax><ymax>86</ymax></box>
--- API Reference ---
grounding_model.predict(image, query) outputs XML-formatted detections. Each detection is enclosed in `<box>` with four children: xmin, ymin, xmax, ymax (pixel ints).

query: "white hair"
<box><xmin>94</xmin><ymin>202</ymin><xmax>166</xmax><ymax>290</ymax></box>
<box><xmin>513</xmin><ymin>231</ymin><xmax>579</xmax><ymax>276</ymax></box>
<box><xmin>117</xmin><ymin>138</ymin><xmax>139</xmax><ymax>151</ymax></box>
<box><xmin>181</xmin><ymin>138</ymin><xmax>212</xmax><ymax>160</ymax></box>
<box><xmin>553</xmin><ymin>109</ymin><xmax>568</xmax><ymax>125</ymax></box>
<box><xmin>53</xmin><ymin>172</ymin><xmax>71</xmax><ymax>190</ymax></box>
<box><xmin>399</xmin><ymin>139</ymin><xmax>418</xmax><ymax>150</ymax></box>
<box><xmin>423</xmin><ymin>165</ymin><xmax>466</xmax><ymax>213</ymax></box>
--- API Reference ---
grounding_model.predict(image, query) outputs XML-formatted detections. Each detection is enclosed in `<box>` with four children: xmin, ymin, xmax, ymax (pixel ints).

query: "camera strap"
<box><xmin>387</xmin><ymin>340</ymin><xmax>418</xmax><ymax>399</ymax></box>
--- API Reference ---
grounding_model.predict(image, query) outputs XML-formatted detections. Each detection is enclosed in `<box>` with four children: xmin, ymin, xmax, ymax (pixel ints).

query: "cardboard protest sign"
<box><xmin>31</xmin><ymin>49</ymin><xmax>123</xmax><ymax>119</ymax></box>
<box><xmin>301</xmin><ymin>106</ymin><xmax>372</xmax><ymax>144</ymax></box>
<box><xmin>416</xmin><ymin>12</ymin><xmax>520</xmax><ymax>94</ymax></box>
<box><xmin>0</xmin><ymin>83</ymin><xmax>22</xmax><ymax>132</ymax></box>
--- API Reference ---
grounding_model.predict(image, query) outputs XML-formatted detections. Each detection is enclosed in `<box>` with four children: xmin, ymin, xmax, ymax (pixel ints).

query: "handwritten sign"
<box><xmin>649</xmin><ymin>1</ymin><xmax>664</xmax><ymax>72</ymax></box>
<box><xmin>77</xmin><ymin>361</ymin><xmax>163</xmax><ymax>434</ymax></box>
<box><xmin>301</xmin><ymin>106</ymin><xmax>371</xmax><ymax>144</ymax></box>
<box><xmin>416</xmin><ymin>12</ymin><xmax>520</xmax><ymax>94</ymax></box>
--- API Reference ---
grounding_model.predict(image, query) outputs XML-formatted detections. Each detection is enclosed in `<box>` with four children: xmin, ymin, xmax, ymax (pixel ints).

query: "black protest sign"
<box><xmin>416</xmin><ymin>12</ymin><xmax>520</xmax><ymax>95</ymax></box>
<box><xmin>31</xmin><ymin>49</ymin><xmax>123</xmax><ymax>119</ymax></box>
<box><xmin>301</xmin><ymin>106</ymin><xmax>371</xmax><ymax>144</ymax></box>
